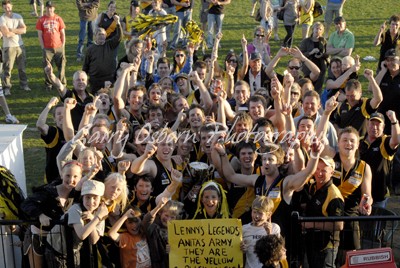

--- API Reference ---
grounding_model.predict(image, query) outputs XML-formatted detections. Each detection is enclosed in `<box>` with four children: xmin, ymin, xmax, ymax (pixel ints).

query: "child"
<box><xmin>108</xmin><ymin>207</ymin><xmax>151</xmax><ymax>268</ymax></box>
<box><xmin>241</xmin><ymin>196</ymin><xmax>281</xmax><ymax>268</ymax></box>
<box><xmin>65</xmin><ymin>180</ymin><xmax>109</xmax><ymax>267</ymax></box>
<box><xmin>254</xmin><ymin>234</ymin><xmax>288</xmax><ymax>268</ymax></box>
<box><xmin>143</xmin><ymin>197</ymin><xmax>184</xmax><ymax>268</ymax></box>
<box><xmin>193</xmin><ymin>180</ymin><xmax>230</xmax><ymax>219</ymax></box>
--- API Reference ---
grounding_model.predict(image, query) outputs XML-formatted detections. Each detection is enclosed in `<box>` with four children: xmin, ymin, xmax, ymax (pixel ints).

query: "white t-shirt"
<box><xmin>67</xmin><ymin>203</ymin><xmax>105</xmax><ymax>237</ymax></box>
<box><xmin>242</xmin><ymin>222</ymin><xmax>281</xmax><ymax>268</ymax></box>
<box><xmin>0</xmin><ymin>13</ymin><xmax>24</xmax><ymax>47</ymax></box>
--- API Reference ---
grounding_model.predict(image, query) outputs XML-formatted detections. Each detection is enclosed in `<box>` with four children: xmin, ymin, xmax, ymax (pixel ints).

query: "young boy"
<box><xmin>241</xmin><ymin>196</ymin><xmax>281</xmax><ymax>268</ymax></box>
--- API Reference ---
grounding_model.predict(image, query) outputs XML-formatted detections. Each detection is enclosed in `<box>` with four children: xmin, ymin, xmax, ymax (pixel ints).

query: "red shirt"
<box><xmin>36</xmin><ymin>14</ymin><xmax>65</xmax><ymax>49</ymax></box>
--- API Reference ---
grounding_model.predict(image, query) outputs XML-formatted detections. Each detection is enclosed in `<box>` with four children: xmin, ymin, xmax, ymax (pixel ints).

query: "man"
<box><xmin>243</xmin><ymin>52</ymin><xmax>270</xmax><ymax>95</ymax></box>
<box><xmin>170</xmin><ymin>0</ymin><xmax>193</xmax><ymax>49</ymax></box>
<box><xmin>206</xmin><ymin>0</ymin><xmax>230</xmax><ymax>49</ymax></box>
<box><xmin>83</xmin><ymin>16</ymin><xmax>122</xmax><ymax>94</ymax></box>
<box><xmin>332</xmin><ymin>70</ymin><xmax>383</xmax><ymax>137</ymax></box>
<box><xmin>303</xmin><ymin>155</ymin><xmax>344</xmax><ymax>268</ymax></box>
<box><xmin>0</xmin><ymin>0</ymin><xmax>31</xmax><ymax>95</ymax></box>
<box><xmin>45</xmin><ymin>64</ymin><xmax>93</xmax><ymax>133</ymax></box>
<box><xmin>359</xmin><ymin>112</ymin><xmax>399</xmax><ymax>208</ymax></box>
<box><xmin>326</xmin><ymin>16</ymin><xmax>355</xmax><ymax>57</ymax></box>
<box><xmin>374</xmin><ymin>15</ymin><xmax>400</xmax><ymax>72</ymax></box>
<box><xmin>76</xmin><ymin>0</ymin><xmax>100</xmax><ymax>61</ymax></box>
<box><xmin>36</xmin><ymin>1</ymin><xmax>66</xmax><ymax>91</ymax></box>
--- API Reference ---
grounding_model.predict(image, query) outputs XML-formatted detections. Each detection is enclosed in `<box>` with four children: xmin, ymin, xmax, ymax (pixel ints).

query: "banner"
<box><xmin>168</xmin><ymin>219</ymin><xmax>243</xmax><ymax>268</ymax></box>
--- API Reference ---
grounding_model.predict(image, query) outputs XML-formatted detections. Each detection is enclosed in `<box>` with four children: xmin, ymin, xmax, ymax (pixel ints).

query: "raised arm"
<box><xmin>63</xmin><ymin>98</ymin><xmax>77</xmax><ymax>141</ymax></box>
<box><xmin>364</xmin><ymin>69</ymin><xmax>383</xmax><ymax>109</ymax></box>
<box><xmin>189</xmin><ymin>70</ymin><xmax>213</xmax><ymax>112</ymax></box>
<box><xmin>108</xmin><ymin>209</ymin><xmax>136</xmax><ymax>241</ymax></box>
<box><xmin>238</xmin><ymin>34</ymin><xmax>249</xmax><ymax>80</ymax></box>
<box><xmin>130</xmin><ymin>142</ymin><xmax>157</xmax><ymax>177</ymax></box>
<box><xmin>73</xmin><ymin>203</ymin><xmax>109</xmax><ymax>242</ymax></box>
<box><xmin>44</xmin><ymin>62</ymin><xmax>67</xmax><ymax>97</ymax></box>
<box><xmin>386</xmin><ymin>110</ymin><xmax>400</xmax><ymax>150</ymax></box>
<box><xmin>36</xmin><ymin>97</ymin><xmax>59</xmax><ymax>135</ymax></box>
<box><xmin>316</xmin><ymin>92</ymin><xmax>339</xmax><ymax>141</ymax></box>
<box><xmin>325</xmin><ymin>60</ymin><xmax>360</xmax><ymax>90</ymax></box>
<box><xmin>155</xmin><ymin>169</ymin><xmax>182</xmax><ymax>203</ymax></box>
<box><xmin>373</xmin><ymin>21</ymin><xmax>386</xmax><ymax>47</ymax></box>
<box><xmin>264</xmin><ymin>47</ymin><xmax>290</xmax><ymax>78</ymax></box>
<box><xmin>291</xmin><ymin>47</ymin><xmax>320</xmax><ymax>82</ymax></box>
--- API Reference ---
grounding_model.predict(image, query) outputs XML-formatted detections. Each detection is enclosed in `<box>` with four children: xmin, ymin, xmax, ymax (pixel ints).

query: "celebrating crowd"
<box><xmin>1</xmin><ymin>0</ymin><xmax>399</xmax><ymax>267</ymax></box>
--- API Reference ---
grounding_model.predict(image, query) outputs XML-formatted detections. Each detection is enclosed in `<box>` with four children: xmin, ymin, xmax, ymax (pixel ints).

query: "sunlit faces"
<box><xmin>257</xmin><ymin>125</ymin><xmax>275</xmax><ymax>145</ymax></box>
<box><xmin>335</xmin><ymin>21</ymin><xmax>346</xmax><ymax>33</ymax></box>
<box><xmin>160</xmin><ymin>78</ymin><xmax>173</xmax><ymax>91</ymax></box>
<box><xmin>107</xmin><ymin>2</ymin><xmax>116</xmax><ymax>13</ymax></box>
<box><xmin>287</xmin><ymin>59</ymin><xmax>302</xmax><ymax>79</ymax></box>
<box><xmin>338</xmin><ymin>132</ymin><xmax>359</xmax><ymax>157</ymax></box>
<box><xmin>196</xmin><ymin>67</ymin><xmax>207</xmax><ymax>81</ymax></box>
<box><xmin>98</xmin><ymin>93</ymin><xmax>111</xmax><ymax>110</ymax></box>
<box><xmin>173</xmin><ymin>97</ymin><xmax>189</xmax><ymax>112</ymax></box>
<box><xmin>125</xmin><ymin>217</ymin><xmax>141</xmax><ymax>235</ymax></box>
<box><xmin>249</xmin><ymin>58</ymin><xmax>262</xmax><ymax>73</ymax></box>
<box><xmin>148</xmin><ymin>108</ymin><xmax>164</xmax><ymax>124</ymax></box>
<box><xmin>330</xmin><ymin>61</ymin><xmax>342</xmax><ymax>78</ymax></box>
<box><xmin>261</xmin><ymin>153</ymin><xmax>279</xmax><ymax>175</ymax></box>
<box><xmin>367</xmin><ymin>119</ymin><xmax>384</xmax><ymax>140</ymax></box>
<box><xmin>130</xmin><ymin>41</ymin><xmax>143</xmax><ymax>56</ymax></box>
<box><xmin>89</xmin><ymin>125</ymin><xmax>110</xmax><ymax>151</ymax></box>
<box><xmin>234</xmin><ymin>85</ymin><xmax>250</xmax><ymax>105</ymax></box>
<box><xmin>345</xmin><ymin>88</ymin><xmax>361</xmax><ymax>106</ymax></box>
<box><xmin>284</xmin><ymin>147</ymin><xmax>294</xmax><ymax>164</ymax></box>
<box><xmin>175</xmin><ymin>50</ymin><xmax>186</xmax><ymax>65</ymax></box>
<box><xmin>96</xmin><ymin>28</ymin><xmax>107</xmax><ymax>45</ymax></box>
<box><xmin>61</xmin><ymin>165</ymin><xmax>82</xmax><ymax>190</ymax></box>
<box><xmin>226</xmin><ymin>56</ymin><xmax>238</xmax><ymax>68</ymax></box>
<box><xmin>302</xmin><ymin>96</ymin><xmax>320</xmax><ymax>116</ymax></box>
<box><xmin>200</xmin><ymin>131</ymin><xmax>213</xmax><ymax>154</ymax></box>
<box><xmin>385</xmin><ymin>56</ymin><xmax>400</xmax><ymax>73</ymax></box>
<box><xmin>73</xmin><ymin>72</ymin><xmax>88</xmax><ymax>91</ymax></box>
<box><xmin>148</xmin><ymin>87</ymin><xmax>162</xmax><ymax>105</ymax></box>
<box><xmin>312</xmin><ymin>25</ymin><xmax>324</xmax><ymax>38</ymax></box>
<box><xmin>134</xmin><ymin>178</ymin><xmax>152</xmax><ymax>202</ymax></box>
<box><xmin>83</xmin><ymin>194</ymin><xmax>101</xmax><ymax>212</ymax></box>
<box><xmin>290</xmin><ymin>89</ymin><xmax>301</xmax><ymax>105</ymax></box>
<box><xmin>314</xmin><ymin>160</ymin><xmax>334</xmax><ymax>185</ymax></box>
<box><xmin>177</xmin><ymin>134</ymin><xmax>194</xmax><ymax>156</ymax></box>
<box><xmin>239</xmin><ymin>148</ymin><xmax>256</xmax><ymax>170</ymax></box>
<box><xmin>157</xmin><ymin>63</ymin><xmax>170</xmax><ymax>78</ymax></box>
<box><xmin>160</xmin><ymin>210</ymin><xmax>177</xmax><ymax>227</ymax></box>
<box><xmin>249</xmin><ymin>100</ymin><xmax>265</xmax><ymax>121</ymax></box>
<box><xmin>129</xmin><ymin>90</ymin><xmax>144</xmax><ymax>111</ymax></box>
<box><xmin>201</xmin><ymin>188</ymin><xmax>220</xmax><ymax>217</ymax></box>
<box><xmin>300</xmin><ymin>82</ymin><xmax>313</xmax><ymax>96</ymax></box>
<box><xmin>134</xmin><ymin>127</ymin><xmax>150</xmax><ymax>155</ymax></box>
<box><xmin>46</xmin><ymin>6</ymin><xmax>55</xmax><ymax>16</ymax></box>
<box><xmin>155</xmin><ymin>140</ymin><xmax>175</xmax><ymax>162</ymax></box>
<box><xmin>390</xmin><ymin>21</ymin><xmax>400</xmax><ymax>33</ymax></box>
<box><xmin>251</xmin><ymin>209</ymin><xmax>271</xmax><ymax>227</ymax></box>
<box><xmin>104</xmin><ymin>182</ymin><xmax>124</xmax><ymax>201</ymax></box>
<box><xmin>176</xmin><ymin>77</ymin><xmax>189</xmax><ymax>96</ymax></box>
<box><xmin>188</xmin><ymin>107</ymin><xmax>205</xmax><ymax>129</ymax></box>
<box><xmin>80</xmin><ymin>149</ymin><xmax>96</xmax><ymax>171</ymax></box>
<box><xmin>2</xmin><ymin>3</ymin><xmax>12</xmax><ymax>16</ymax></box>
<box><xmin>297</xmin><ymin>118</ymin><xmax>315</xmax><ymax>144</ymax></box>
<box><xmin>234</xmin><ymin>120</ymin><xmax>250</xmax><ymax>134</ymax></box>
<box><xmin>151</xmin><ymin>0</ymin><xmax>162</xmax><ymax>10</ymax></box>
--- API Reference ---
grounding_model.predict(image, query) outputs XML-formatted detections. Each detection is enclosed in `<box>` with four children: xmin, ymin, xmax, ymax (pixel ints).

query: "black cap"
<box><xmin>250</xmin><ymin>52</ymin><xmax>261</xmax><ymax>61</ymax></box>
<box><xmin>131</xmin><ymin>0</ymin><xmax>139</xmax><ymax>7</ymax></box>
<box><xmin>334</xmin><ymin>16</ymin><xmax>345</xmax><ymax>24</ymax></box>
<box><xmin>45</xmin><ymin>1</ymin><xmax>55</xmax><ymax>7</ymax></box>
<box><xmin>369</xmin><ymin>112</ymin><xmax>385</xmax><ymax>123</ymax></box>
<box><xmin>385</xmin><ymin>48</ymin><xmax>397</xmax><ymax>59</ymax></box>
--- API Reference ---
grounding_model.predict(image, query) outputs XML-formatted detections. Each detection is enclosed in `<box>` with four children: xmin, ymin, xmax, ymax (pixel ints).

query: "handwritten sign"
<box><xmin>168</xmin><ymin>219</ymin><xmax>243</xmax><ymax>268</ymax></box>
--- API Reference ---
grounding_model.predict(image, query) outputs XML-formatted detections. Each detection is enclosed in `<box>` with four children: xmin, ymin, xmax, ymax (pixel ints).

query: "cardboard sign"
<box><xmin>168</xmin><ymin>219</ymin><xmax>243</xmax><ymax>268</ymax></box>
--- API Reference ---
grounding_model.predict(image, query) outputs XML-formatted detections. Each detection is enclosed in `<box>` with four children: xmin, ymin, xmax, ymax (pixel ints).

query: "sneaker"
<box><xmin>5</xmin><ymin>114</ymin><xmax>19</xmax><ymax>124</ymax></box>
<box><xmin>22</xmin><ymin>86</ymin><xmax>31</xmax><ymax>91</ymax></box>
<box><xmin>30</xmin><ymin>11</ymin><xmax>38</xmax><ymax>17</ymax></box>
<box><xmin>4</xmin><ymin>88</ymin><xmax>10</xmax><ymax>95</ymax></box>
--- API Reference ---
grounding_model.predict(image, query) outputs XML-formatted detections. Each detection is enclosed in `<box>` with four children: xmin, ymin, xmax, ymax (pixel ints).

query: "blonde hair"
<box><xmin>252</xmin><ymin>196</ymin><xmax>274</xmax><ymax>213</ymax></box>
<box><xmin>104</xmin><ymin>173</ymin><xmax>128</xmax><ymax>212</ymax></box>
<box><xmin>160</xmin><ymin>200</ymin><xmax>184</xmax><ymax>217</ymax></box>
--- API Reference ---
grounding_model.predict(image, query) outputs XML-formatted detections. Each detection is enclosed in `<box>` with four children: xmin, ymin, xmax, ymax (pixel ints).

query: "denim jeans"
<box><xmin>77</xmin><ymin>20</ymin><xmax>94</xmax><ymax>58</ymax></box>
<box><xmin>207</xmin><ymin>13</ymin><xmax>224</xmax><ymax>47</ymax></box>
<box><xmin>171</xmin><ymin>10</ymin><xmax>192</xmax><ymax>48</ymax></box>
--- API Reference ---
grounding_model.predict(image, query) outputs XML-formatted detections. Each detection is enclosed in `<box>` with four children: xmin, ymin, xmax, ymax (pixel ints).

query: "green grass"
<box><xmin>4</xmin><ymin>0</ymin><xmax>395</xmax><ymax>192</ymax></box>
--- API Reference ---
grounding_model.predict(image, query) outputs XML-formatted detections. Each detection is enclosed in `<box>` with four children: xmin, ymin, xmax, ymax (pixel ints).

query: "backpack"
<box><xmin>313</xmin><ymin>1</ymin><xmax>324</xmax><ymax>18</ymax></box>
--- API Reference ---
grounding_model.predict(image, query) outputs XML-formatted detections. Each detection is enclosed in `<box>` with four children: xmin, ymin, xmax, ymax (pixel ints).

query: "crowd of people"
<box><xmin>1</xmin><ymin>0</ymin><xmax>399</xmax><ymax>267</ymax></box>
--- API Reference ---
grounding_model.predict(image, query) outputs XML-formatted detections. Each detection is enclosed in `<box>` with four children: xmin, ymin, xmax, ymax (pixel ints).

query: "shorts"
<box><xmin>23</xmin><ymin>229</ymin><xmax>46</xmax><ymax>257</ymax></box>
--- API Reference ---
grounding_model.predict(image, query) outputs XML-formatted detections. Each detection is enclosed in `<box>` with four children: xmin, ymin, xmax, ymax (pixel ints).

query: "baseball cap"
<box><xmin>250</xmin><ymin>52</ymin><xmax>261</xmax><ymax>61</ymax></box>
<box><xmin>334</xmin><ymin>16</ymin><xmax>345</xmax><ymax>24</ymax></box>
<box><xmin>81</xmin><ymin>180</ymin><xmax>105</xmax><ymax>196</ymax></box>
<box><xmin>174</xmin><ymin>73</ymin><xmax>188</xmax><ymax>82</ymax></box>
<box><xmin>369</xmin><ymin>112</ymin><xmax>385</xmax><ymax>123</ymax></box>
<box><xmin>45</xmin><ymin>1</ymin><xmax>55</xmax><ymax>7</ymax></box>
<box><xmin>385</xmin><ymin>49</ymin><xmax>397</xmax><ymax>59</ymax></box>
<box><xmin>319</xmin><ymin>155</ymin><xmax>335</xmax><ymax>169</ymax></box>
<box><xmin>131</xmin><ymin>0</ymin><xmax>139</xmax><ymax>7</ymax></box>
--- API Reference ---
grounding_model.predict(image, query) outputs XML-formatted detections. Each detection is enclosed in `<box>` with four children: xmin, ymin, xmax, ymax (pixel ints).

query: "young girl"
<box><xmin>21</xmin><ymin>160</ymin><xmax>86</xmax><ymax>268</ymax></box>
<box><xmin>143</xmin><ymin>197</ymin><xmax>184</xmax><ymax>268</ymax></box>
<box><xmin>108</xmin><ymin>207</ymin><xmax>151</xmax><ymax>268</ymax></box>
<box><xmin>193</xmin><ymin>181</ymin><xmax>230</xmax><ymax>219</ymax></box>
<box><xmin>65</xmin><ymin>180</ymin><xmax>109</xmax><ymax>267</ymax></box>
<box><xmin>241</xmin><ymin>196</ymin><xmax>281</xmax><ymax>268</ymax></box>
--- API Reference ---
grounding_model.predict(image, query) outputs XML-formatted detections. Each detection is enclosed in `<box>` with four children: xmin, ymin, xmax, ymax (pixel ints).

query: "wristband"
<box><xmin>220</xmin><ymin>153</ymin><xmax>227</xmax><ymax>157</ymax></box>
<box><xmin>95</xmin><ymin>215</ymin><xmax>102</xmax><ymax>221</ymax></box>
<box><xmin>391</xmin><ymin>121</ymin><xmax>398</xmax><ymax>125</ymax></box>
<box><xmin>309</xmin><ymin>153</ymin><xmax>319</xmax><ymax>159</ymax></box>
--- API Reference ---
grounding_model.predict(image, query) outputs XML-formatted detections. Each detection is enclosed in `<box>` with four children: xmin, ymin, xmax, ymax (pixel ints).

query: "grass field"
<box><xmin>3</xmin><ymin>0</ymin><xmax>396</xmax><ymax>192</ymax></box>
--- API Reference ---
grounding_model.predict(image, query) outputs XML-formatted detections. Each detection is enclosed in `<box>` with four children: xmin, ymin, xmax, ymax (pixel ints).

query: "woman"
<box><xmin>299</xmin><ymin>0</ymin><xmax>315</xmax><ymax>39</ymax></box>
<box><xmin>171</xmin><ymin>48</ymin><xmax>187</xmax><ymax>75</ymax></box>
<box><xmin>299</xmin><ymin>22</ymin><xmax>328</xmax><ymax>93</ymax></box>
<box><xmin>259</xmin><ymin>0</ymin><xmax>274</xmax><ymax>34</ymax></box>
<box><xmin>247</xmin><ymin>26</ymin><xmax>271</xmax><ymax>65</ymax></box>
<box><xmin>121</xmin><ymin>0</ymin><xmax>141</xmax><ymax>40</ymax></box>
<box><xmin>282</xmin><ymin>0</ymin><xmax>299</xmax><ymax>47</ymax></box>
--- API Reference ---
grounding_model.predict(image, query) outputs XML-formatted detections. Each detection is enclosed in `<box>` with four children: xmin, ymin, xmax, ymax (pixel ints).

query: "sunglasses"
<box><xmin>291</xmin><ymin>91</ymin><xmax>300</xmax><ymax>96</ymax></box>
<box><xmin>228</xmin><ymin>59</ymin><xmax>237</xmax><ymax>63</ymax></box>
<box><xmin>288</xmin><ymin>66</ymin><xmax>300</xmax><ymax>70</ymax></box>
<box><xmin>175</xmin><ymin>54</ymin><xmax>185</xmax><ymax>57</ymax></box>
<box><xmin>255</xmin><ymin>34</ymin><xmax>264</xmax><ymax>37</ymax></box>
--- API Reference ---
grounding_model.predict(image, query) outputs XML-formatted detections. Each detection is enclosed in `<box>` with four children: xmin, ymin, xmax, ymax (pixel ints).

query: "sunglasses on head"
<box><xmin>288</xmin><ymin>66</ymin><xmax>300</xmax><ymax>70</ymax></box>
<box><xmin>175</xmin><ymin>54</ymin><xmax>185</xmax><ymax>57</ymax></box>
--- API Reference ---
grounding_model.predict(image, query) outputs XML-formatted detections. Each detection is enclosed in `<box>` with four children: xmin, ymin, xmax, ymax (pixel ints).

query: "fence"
<box><xmin>289</xmin><ymin>207</ymin><xmax>400</xmax><ymax>267</ymax></box>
